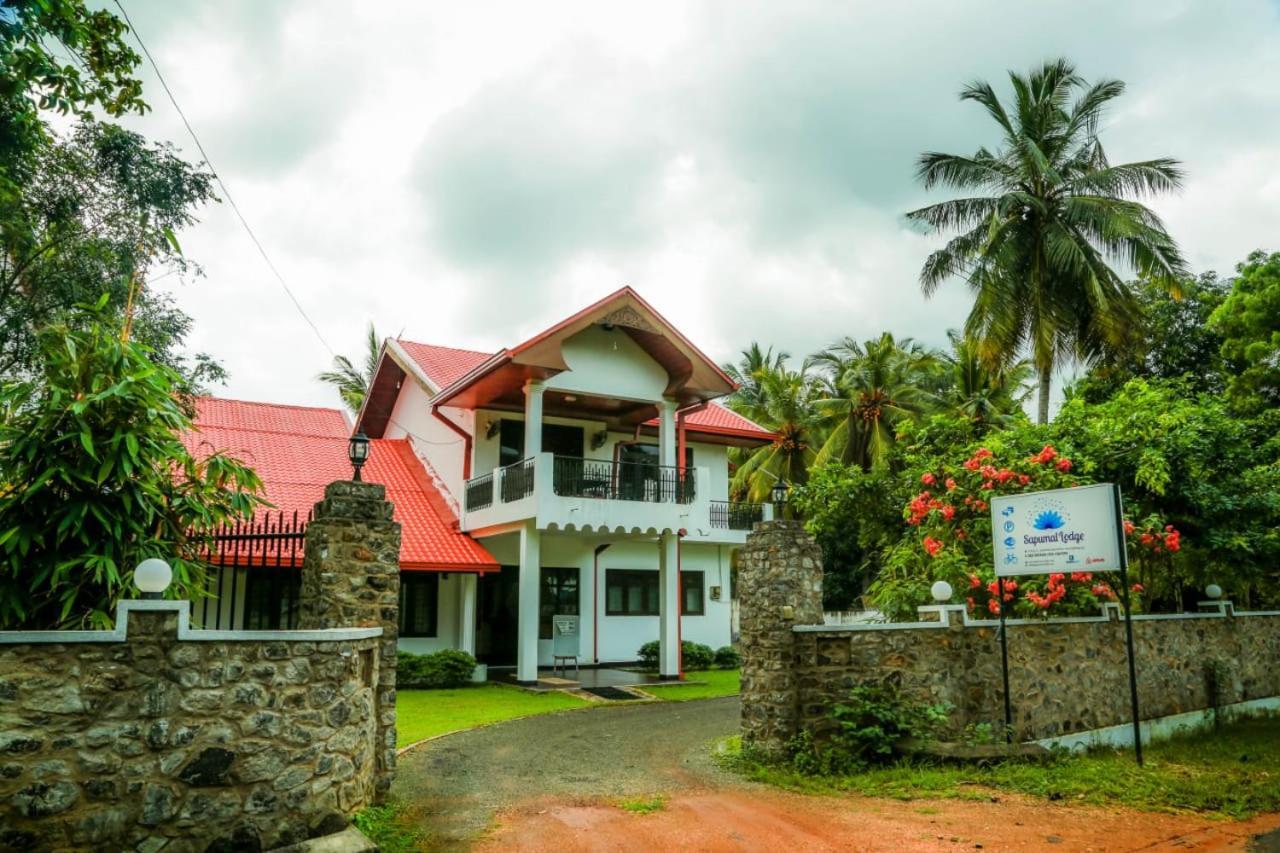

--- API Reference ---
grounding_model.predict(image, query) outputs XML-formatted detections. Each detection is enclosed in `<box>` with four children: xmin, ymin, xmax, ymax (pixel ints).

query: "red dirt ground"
<box><xmin>477</xmin><ymin>788</ymin><xmax>1280</xmax><ymax>852</ymax></box>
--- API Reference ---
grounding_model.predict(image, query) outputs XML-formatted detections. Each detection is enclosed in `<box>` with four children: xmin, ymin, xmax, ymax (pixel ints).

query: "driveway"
<box><xmin>391</xmin><ymin>697</ymin><xmax>1280</xmax><ymax>852</ymax></box>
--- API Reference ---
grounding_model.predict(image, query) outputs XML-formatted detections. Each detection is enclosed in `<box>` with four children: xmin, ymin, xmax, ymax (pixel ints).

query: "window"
<box><xmin>682</xmin><ymin>571</ymin><xmax>705</xmax><ymax>616</ymax></box>
<box><xmin>604</xmin><ymin>569</ymin><xmax>705</xmax><ymax>616</ymax></box>
<box><xmin>499</xmin><ymin>420</ymin><xmax>585</xmax><ymax>467</ymax></box>
<box><xmin>399</xmin><ymin>573</ymin><xmax>439</xmax><ymax>637</ymax></box>
<box><xmin>242</xmin><ymin>569</ymin><xmax>300</xmax><ymax>629</ymax></box>
<box><xmin>539</xmin><ymin>567</ymin><xmax>579</xmax><ymax>639</ymax></box>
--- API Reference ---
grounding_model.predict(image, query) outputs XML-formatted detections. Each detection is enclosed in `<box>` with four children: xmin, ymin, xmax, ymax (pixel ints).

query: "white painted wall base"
<box><xmin>1036</xmin><ymin>695</ymin><xmax>1280</xmax><ymax>752</ymax></box>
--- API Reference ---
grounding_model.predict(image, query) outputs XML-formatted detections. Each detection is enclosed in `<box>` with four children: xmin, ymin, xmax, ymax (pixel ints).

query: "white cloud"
<box><xmin>124</xmin><ymin>0</ymin><xmax>1280</xmax><ymax>410</ymax></box>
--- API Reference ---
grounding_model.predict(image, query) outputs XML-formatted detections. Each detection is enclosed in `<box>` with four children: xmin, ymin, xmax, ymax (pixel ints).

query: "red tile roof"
<box><xmin>397</xmin><ymin>339</ymin><xmax>776</xmax><ymax>443</ymax></box>
<box><xmin>184</xmin><ymin>398</ymin><xmax>497</xmax><ymax>572</ymax></box>
<box><xmin>395</xmin><ymin>340</ymin><xmax>492</xmax><ymax>390</ymax></box>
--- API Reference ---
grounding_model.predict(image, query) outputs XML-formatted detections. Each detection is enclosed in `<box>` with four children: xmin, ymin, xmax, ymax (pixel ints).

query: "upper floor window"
<box><xmin>499</xmin><ymin>420</ymin><xmax>584</xmax><ymax>467</ymax></box>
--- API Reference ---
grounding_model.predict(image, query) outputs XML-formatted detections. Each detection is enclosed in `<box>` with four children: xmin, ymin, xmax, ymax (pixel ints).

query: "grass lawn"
<box><xmin>642</xmin><ymin>669</ymin><xmax>741</xmax><ymax>701</ymax></box>
<box><xmin>396</xmin><ymin>685</ymin><xmax>589</xmax><ymax>747</ymax></box>
<box><xmin>722</xmin><ymin>714</ymin><xmax>1280</xmax><ymax>820</ymax></box>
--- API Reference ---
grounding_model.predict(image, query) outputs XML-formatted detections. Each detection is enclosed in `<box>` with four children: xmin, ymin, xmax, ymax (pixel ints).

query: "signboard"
<box><xmin>990</xmin><ymin>483</ymin><xmax>1124</xmax><ymax>577</ymax></box>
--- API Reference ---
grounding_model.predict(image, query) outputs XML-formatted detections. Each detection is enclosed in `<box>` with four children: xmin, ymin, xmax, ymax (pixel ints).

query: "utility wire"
<box><xmin>112</xmin><ymin>0</ymin><xmax>336</xmax><ymax>358</ymax></box>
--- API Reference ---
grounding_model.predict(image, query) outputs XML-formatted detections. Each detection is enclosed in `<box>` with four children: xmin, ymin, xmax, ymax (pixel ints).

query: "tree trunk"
<box><xmin>1037</xmin><ymin>365</ymin><xmax>1052</xmax><ymax>424</ymax></box>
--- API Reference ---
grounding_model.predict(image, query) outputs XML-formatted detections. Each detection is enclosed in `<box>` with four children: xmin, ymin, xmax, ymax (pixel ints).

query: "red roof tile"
<box><xmin>641</xmin><ymin>402</ymin><xmax>776</xmax><ymax>442</ymax></box>
<box><xmin>184</xmin><ymin>398</ymin><xmax>497</xmax><ymax>572</ymax></box>
<box><xmin>396</xmin><ymin>340</ymin><xmax>492</xmax><ymax>390</ymax></box>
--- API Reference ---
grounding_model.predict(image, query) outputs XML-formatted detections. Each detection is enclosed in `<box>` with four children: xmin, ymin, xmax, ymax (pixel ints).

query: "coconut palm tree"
<box><xmin>938</xmin><ymin>330</ymin><xmax>1032</xmax><ymax>427</ymax></box>
<box><xmin>723</xmin><ymin>342</ymin><xmax>789</xmax><ymax>423</ymax></box>
<box><xmin>727</xmin><ymin>360</ymin><xmax>820</xmax><ymax>502</ymax></box>
<box><xmin>807</xmin><ymin>333</ymin><xmax>937</xmax><ymax>470</ymax></box>
<box><xmin>318</xmin><ymin>322</ymin><xmax>381</xmax><ymax>414</ymax></box>
<box><xmin>906</xmin><ymin>58</ymin><xmax>1187</xmax><ymax>423</ymax></box>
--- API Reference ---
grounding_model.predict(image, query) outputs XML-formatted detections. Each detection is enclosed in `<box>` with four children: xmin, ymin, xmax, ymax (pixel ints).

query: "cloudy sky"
<box><xmin>119</xmin><ymin>0</ymin><xmax>1280</xmax><ymax>410</ymax></box>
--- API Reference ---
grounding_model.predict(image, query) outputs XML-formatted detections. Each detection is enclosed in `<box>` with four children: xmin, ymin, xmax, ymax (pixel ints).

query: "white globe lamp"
<box><xmin>134</xmin><ymin>558</ymin><xmax>173</xmax><ymax>600</ymax></box>
<box><xmin>930</xmin><ymin>580</ymin><xmax>954</xmax><ymax>603</ymax></box>
<box><xmin>1204</xmin><ymin>583</ymin><xmax>1223</xmax><ymax>601</ymax></box>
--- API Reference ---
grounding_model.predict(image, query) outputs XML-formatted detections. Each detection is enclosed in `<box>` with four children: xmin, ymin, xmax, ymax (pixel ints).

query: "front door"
<box><xmin>477</xmin><ymin>565</ymin><xmax>519</xmax><ymax>666</ymax></box>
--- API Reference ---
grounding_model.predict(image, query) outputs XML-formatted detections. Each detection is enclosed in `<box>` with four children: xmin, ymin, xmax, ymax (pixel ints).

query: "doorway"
<box><xmin>477</xmin><ymin>565</ymin><xmax>519</xmax><ymax>666</ymax></box>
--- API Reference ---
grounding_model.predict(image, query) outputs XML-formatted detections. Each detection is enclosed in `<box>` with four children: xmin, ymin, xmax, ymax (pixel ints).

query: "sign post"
<box><xmin>990</xmin><ymin>483</ymin><xmax>1143</xmax><ymax>763</ymax></box>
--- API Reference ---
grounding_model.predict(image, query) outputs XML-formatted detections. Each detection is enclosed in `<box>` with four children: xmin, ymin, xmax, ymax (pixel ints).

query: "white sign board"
<box><xmin>990</xmin><ymin>483</ymin><xmax>1124</xmax><ymax>577</ymax></box>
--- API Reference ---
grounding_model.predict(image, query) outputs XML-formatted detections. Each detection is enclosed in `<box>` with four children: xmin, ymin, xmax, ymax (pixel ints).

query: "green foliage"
<box><xmin>396</xmin><ymin>649</ymin><xmax>478</xmax><ymax>689</ymax></box>
<box><xmin>1</xmin><ymin>121</ymin><xmax>218</xmax><ymax>385</ymax></box>
<box><xmin>617</xmin><ymin>796</ymin><xmax>666</xmax><ymax>814</ymax></box>
<box><xmin>1210</xmin><ymin>249</ymin><xmax>1280</xmax><ymax>415</ymax></box>
<box><xmin>713</xmin><ymin>645</ymin><xmax>740</xmax><ymax>669</ymax></box>
<box><xmin>907</xmin><ymin>58</ymin><xmax>1187</xmax><ymax>423</ymax></box>
<box><xmin>789</xmin><ymin>682</ymin><xmax>950</xmax><ymax>774</ymax></box>
<box><xmin>352</xmin><ymin>805</ymin><xmax>421</xmax><ymax>853</ymax></box>
<box><xmin>0</xmin><ymin>299</ymin><xmax>264</xmax><ymax>627</ymax></box>
<box><xmin>317</xmin><ymin>322</ymin><xmax>382</xmax><ymax>414</ymax></box>
<box><xmin>636</xmin><ymin>639</ymin><xmax>715</xmax><ymax>671</ymax></box>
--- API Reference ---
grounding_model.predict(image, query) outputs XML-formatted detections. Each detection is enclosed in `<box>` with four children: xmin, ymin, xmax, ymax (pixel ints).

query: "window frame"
<box><xmin>539</xmin><ymin>566</ymin><xmax>580</xmax><ymax>639</ymax></box>
<box><xmin>682</xmin><ymin>570</ymin><xmax>705</xmax><ymax>616</ymax></box>
<box><xmin>242</xmin><ymin>568</ymin><xmax>300</xmax><ymax>630</ymax></box>
<box><xmin>603</xmin><ymin>569</ymin><xmax>706</xmax><ymax>617</ymax></box>
<box><xmin>399</xmin><ymin>573</ymin><xmax>439</xmax><ymax>638</ymax></box>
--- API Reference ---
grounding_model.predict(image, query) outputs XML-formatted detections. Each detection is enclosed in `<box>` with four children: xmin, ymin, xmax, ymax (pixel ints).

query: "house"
<box><xmin>187</xmin><ymin>287</ymin><xmax>776</xmax><ymax>683</ymax></box>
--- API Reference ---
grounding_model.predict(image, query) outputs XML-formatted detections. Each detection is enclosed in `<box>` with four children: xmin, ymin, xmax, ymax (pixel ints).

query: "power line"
<box><xmin>112</xmin><ymin>0</ymin><xmax>336</xmax><ymax>358</ymax></box>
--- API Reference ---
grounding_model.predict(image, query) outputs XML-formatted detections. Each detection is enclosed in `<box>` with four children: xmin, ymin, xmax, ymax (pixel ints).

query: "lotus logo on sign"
<box><xmin>1032</xmin><ymin>509</ymin><xmax>1066</xmax><ymax>530</ymax></box>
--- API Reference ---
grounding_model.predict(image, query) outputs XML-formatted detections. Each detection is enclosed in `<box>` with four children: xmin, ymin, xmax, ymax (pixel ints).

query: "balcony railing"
<box><xmin>464</xmin><ymin>472</ymin><xmax>494</xmax><ymax>512</ymax></box>
<box><xmin>499</xmin><ymin>457</ymin><xmax>536</xmax><ymax>503</ymax></box>
<box><xmin>553</xmin><ymin>456</ymin><xmax>695</xmax><ymax>504</ymax></box>
<box><xmin>710</xmin><ymin>500</ymin><xmax>764</xmax><ymax>530</ymax></box>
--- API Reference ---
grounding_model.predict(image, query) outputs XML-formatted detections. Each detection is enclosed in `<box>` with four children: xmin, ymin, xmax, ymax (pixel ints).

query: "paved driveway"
<box><xmin>392</xmin><ymin>696</ymin><xmax>739</xmax><ymax>848</ymax></box>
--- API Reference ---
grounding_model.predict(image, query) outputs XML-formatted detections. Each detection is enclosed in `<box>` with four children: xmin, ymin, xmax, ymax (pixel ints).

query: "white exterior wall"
<box><xmin>474</xmin><ymin>534</ymin><xmax>733</xmax><ymax>666</ymax></box>
<box><xmin>382</xmin><ymin>376</ymin><xmax>472</xmax><ymax>502</ymax></box>
<box><xmin>543</xmin><ymin>325</ymin><xmax>670</xmax><ymax>402</ymax></box>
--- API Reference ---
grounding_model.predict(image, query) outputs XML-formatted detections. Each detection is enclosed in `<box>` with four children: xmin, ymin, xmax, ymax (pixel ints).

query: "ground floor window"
<box><xmin>605</xmin><ymin>569</ymin><xmax>705</xmax><ymax>616</ymax></box>
<box><xmin>540</xmin><ymin>566</ymin><xmax>579</xmax><ymax>639</ymax></box>
<box><xmin>242</xmin><ymin>568</ymin><xmax>300</xmax><ymax>629</ymax></box>
<box><xmin>400</xmin><ymin>573</ymin><xmax>439</xmax><ymax>637</ymax></box>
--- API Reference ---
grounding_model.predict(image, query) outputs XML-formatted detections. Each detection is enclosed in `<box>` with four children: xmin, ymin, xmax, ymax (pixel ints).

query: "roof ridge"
<box><xmin>196</xmin><ymin>396</ymin><xmax>346</xmax><ymax>416</ymax></box>
<box><xmin>397</xmin><ymin>339</ymin><xmax>494</xmax><ymax>358</ymax></box>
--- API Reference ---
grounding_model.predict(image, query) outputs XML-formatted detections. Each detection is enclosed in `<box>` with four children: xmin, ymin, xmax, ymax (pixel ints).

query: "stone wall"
<box><xmin>738</xmin><ymin>520</ymin><xmax>1280</xmax><ymax>754</ymax></box>
<box><xmin>299</xmin><ymin>480</ymin><xmax>401</xmax><ymax>803</ymax></box>
<box><xmin>0</xmin><ymin>602</ymin><xmax>382</xmax><ymax>851</ymax></box>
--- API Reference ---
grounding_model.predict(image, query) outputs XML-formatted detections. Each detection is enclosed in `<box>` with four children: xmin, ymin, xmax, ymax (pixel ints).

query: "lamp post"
<box><xmin>134</xmin><ymin>558</ymin><xmax>173</xmax><ymax>600</ymax></box>
<box><xmin>348</xmin><ymin>431</ymin><xmax>371</xmax><ymax>482</ymax></box>
<box><xmin>770</xmin><ymin>479</ymin><xmax>790</xmax><ymax>520</ymax></box>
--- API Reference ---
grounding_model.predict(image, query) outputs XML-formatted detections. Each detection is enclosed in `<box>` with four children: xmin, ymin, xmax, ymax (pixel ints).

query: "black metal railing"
<box><xmin>710</xmin><ymin>500</ymin><xmax>764</xmax><ymax>530</ymax></box>
<box><xmin>465</xmin><ymin>472</ymin><xmax>494</xmax><ymax>511</ymax></box>
<box><xmin>500</xmin><ymin>457</ymin><xmax>537</xmax><ymax>503</ymax></box>
<box><xmin>196</xmin><ymin>509</ymin><xmax>309</xmax><ymax>630</ymax></box>
<box><xmin>552</xmin><ymin>456</ymin><xmax>695</xmax><ymax>504</ymax></box>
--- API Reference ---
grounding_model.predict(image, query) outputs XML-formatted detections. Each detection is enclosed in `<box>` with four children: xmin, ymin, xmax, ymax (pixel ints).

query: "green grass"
<box><xmin>642</xmin><ymin>669</ymin><xmax>741</xmax><ymax>701</ymax></box>
<box><xmin>618</xmin><ymin>795</ymin><xmax>667</xmax><ymax>814</ymax></box>
<box><xmin>353</xmin><ymin>804</ymin><xmax>422</xmax><ymax>853</ymax></box>
<box><xmin>720</xmin><ymin>715</ymin><xmax>1280</xmax><ymax>820</ymax></box>
<box><xmin>396</xmin><ymin>684</ymin><xmax>589</xmax><ymax>747</ymax></box>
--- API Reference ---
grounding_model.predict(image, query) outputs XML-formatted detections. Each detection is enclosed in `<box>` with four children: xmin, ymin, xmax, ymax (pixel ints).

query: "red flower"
<box><xmin>945</xmin><ymin>478</ymin><xmax>957</xmax><ymax>491</ymax></box>
<box><xmin>987</xmin><ymin>598</ymin><xmax>1001</xmax><ymax>615</ymax></box>
<box><xmin>1056</xmin><ymin>458</ymin><xmax>1072</xmax><ymax>472</ymax></box>
<box><xmin>1123</xmin><ymin>520</ymin><xmax>1135</xmax><ymax>535</ymax></box>
<box><xmin>923</xmin><ymin>536</ymin><xmax>944</xmax><ymax>557</ymax></box>
<box><xmin>1131</xmin><ymin>583</ymin><xmax>1144</xmax><ymax>593</ymax></box>
<box><xmin>941</xmin><ymin>505</ymin><xmax>955</xmax><ymax>521</ymax></box>
<box><xmin>921</xmin><ymin>472</ymin><xmax>936</xmax><ymax>486</ymax></box>
<box><xmin>1019</xmin><ymin>474</ymin><xmax>1031</xmax><ymax>485</ymax></box>
<box><xmin>969</xmin><ymin>574</ymin><xmax>982</xmax><ymax>589</ymax></box>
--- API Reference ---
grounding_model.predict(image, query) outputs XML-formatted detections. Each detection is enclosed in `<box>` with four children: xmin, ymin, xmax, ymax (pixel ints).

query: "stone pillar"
<box><xmin>737</xmin><ymin>519</ymin><xmax>824</xmax><ymax>756</ymax></box>
<box><xmin>299</xmin><ymin>480</ymin><xmax>401</xmax><ymax>804</ymax></box>
<box><xmin>657</xmin><ymin>531</ymin><xmax>680</xmax><ymax>678</ymax></box>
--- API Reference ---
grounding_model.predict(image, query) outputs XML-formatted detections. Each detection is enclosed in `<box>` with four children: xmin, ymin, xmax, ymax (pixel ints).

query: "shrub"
<box><xmin>636</xmin><ymin>640</ymin><xmax>716</xmax><ymax>671</ymax></box>
<box><xmin>789</xmin><ymin>682</ymin><xmax>950</xmax><ymax>774</ymax></box>
<box><xmin>714</xmin><ymin>645</ymin><xmax>741</xmax><ymax>669</ymax></box>
<box><xmin>396</xmin><ymin>649</ymin><xmax>477</xmax><ymax>689</ymax></box>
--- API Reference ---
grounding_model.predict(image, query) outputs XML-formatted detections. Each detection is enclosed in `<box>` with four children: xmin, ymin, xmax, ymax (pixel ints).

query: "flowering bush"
<box><xmin>869</xmin><ymin>442</ymin><xmax>1182</xmax><ymax>620</ymax></box>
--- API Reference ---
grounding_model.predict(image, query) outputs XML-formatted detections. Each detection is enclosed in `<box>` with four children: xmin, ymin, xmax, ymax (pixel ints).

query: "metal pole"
<box><xmin>998</xmin><ymin>574</ymin><xmax>1013</xmax><ymax>743</ymax></box>
<box><xmin>1114</xmin><ymin>484</ymin><xmax>1144</xmax><ymax>766</ymax></box>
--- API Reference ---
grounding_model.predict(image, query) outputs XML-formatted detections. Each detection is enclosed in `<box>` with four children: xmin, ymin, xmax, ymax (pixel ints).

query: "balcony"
<box><xmin>461</xmin><ymin>452</ymin><xmax>766</xmax><ymax>542</ymax></box>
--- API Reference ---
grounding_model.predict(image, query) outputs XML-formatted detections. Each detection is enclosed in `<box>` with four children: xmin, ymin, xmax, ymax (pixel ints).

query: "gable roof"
<box><xmin>184</xmin><ymin>398</ymin><xmax>497</xmax><ymax>572</ymax></box>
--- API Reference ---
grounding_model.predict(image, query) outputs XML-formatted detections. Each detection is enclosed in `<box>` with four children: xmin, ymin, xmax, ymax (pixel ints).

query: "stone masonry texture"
<box><xmin>0</xmin><ymin>610</ymin><xmax>379</xmax><ymax>851</ymax></box>
<box><xmin>738</xmin><ymin>521</ymin><xmax>1280</xmax><ymax>754</ymax></box>
<box><xmin>299</xmin><ymin>480</ymin><xmax>401</xmax><ymax>804</ymax></box>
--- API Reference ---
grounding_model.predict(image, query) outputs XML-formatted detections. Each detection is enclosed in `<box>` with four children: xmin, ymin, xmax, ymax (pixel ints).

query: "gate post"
<box><xmin>299</xmin><ymin>480</ymin><xmax>401</xmax><ymax>803</ymax></box>
<box><xmin>737</xmin><ymin>519</ymin><xmax>824</xmax><ymax>757</ymax></box>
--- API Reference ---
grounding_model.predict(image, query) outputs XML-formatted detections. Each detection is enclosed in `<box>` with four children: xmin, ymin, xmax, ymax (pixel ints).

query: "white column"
<box><xmin>658</xmin><ymin>398</ymin><xmax>678</xmax><ymax>468</ymax></box>
<box><xmin>657</xmin><ymin>532</ymin><xmax>680</xmax><ymax>678</ymax></box>
<box><xmin>517</xmin><ymin>520</ymin><xmax>542</xmax><ymax>683</ymax></box>
<box><xmin>523</xmin><ymin>380</ymin><xmax>545</xmax><ymax>459</ymax></box>
<box><xmin>458</xmin><ymin>573</ymin><xmax>477</xmax><ymax>656</ymax></box>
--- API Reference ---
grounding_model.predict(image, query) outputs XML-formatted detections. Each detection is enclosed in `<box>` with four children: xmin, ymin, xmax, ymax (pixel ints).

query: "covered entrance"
<box><xmin>477</xmin><ymin>565</ymin><xmax>519</xmax><ymax>666</ymax></box>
